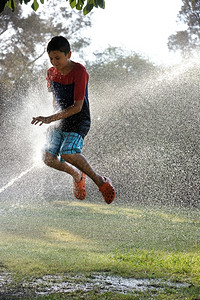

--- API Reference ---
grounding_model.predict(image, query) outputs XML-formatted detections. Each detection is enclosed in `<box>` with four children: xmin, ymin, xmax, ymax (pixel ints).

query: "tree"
<box><xmin>168</xmin><ymin>0</ymin><xmax>200</xmax><ymax>55</ymax></box>
<box><xmin>0</xmin><ymin>3</ymin><xmax>91</xmax><ymax>114</ymax></box>
<box><xmin>87</xmin><ymin>47</ymin><xmax>156</xmax><ymax>84</ymax></box>
<box><xmin>0</xmin><ymin>3</ymin><xmax>91</xmax><ymax>83</ymax></box>
<box><xmin>0</xmin><ymin>0</ymin><xmax>105</xmax><ymax>15</ymax></box>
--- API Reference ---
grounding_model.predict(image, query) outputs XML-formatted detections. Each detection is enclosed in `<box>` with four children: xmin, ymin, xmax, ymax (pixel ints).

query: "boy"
<box><xmin>31</xmin><ymin>36</ymin><xmax>116</xmax><ymax>204</ymax></box>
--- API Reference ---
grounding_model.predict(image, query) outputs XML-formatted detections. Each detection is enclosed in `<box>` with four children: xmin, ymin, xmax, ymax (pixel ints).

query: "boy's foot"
<box><xmin>73</xmin><ymin>173</ymin><xmax>86</xmax><ymax>200</ymax></box>
<box><xmin>99</xmin><ymin>177</ymin><xmax>116</xmax><ymax>204</ymax></box>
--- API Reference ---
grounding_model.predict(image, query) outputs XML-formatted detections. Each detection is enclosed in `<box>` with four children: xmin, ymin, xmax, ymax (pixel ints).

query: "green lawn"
<box><xmin>0</xmin><ymin>200</ymin><xmax>199</xmax><ymax>299</ymax></box>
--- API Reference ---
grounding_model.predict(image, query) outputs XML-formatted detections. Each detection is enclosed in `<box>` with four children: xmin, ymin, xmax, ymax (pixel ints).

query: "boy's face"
<box><xmin>48</xmin><ymin>50</ymin><xmax>71</xmax><ymax>72</ymax></box>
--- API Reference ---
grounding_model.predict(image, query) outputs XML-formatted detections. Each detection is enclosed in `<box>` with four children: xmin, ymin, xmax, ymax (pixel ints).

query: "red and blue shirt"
<box><xmin>46</xmin><ymin>63</ymin><xmax>91</xmax><ymax>138</ymax></box>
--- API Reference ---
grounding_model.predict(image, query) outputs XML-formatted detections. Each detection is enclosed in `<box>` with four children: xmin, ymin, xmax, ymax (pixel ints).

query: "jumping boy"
<box><xmin>31</xmin><ymin>36</ymin><xmax>116</xmax><ymax>204</ymax></box>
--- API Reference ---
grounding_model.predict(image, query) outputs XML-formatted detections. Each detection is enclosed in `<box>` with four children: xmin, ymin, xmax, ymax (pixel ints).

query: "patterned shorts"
<box><xmin>45</xmin><ymin>128</ymin><xmax>83</xmax><ymax>162</ymax></box>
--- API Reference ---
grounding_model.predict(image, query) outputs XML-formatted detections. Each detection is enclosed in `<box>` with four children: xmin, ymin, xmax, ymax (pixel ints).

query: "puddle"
<box><xmin>0</xmin><ymin>272</ymin><xmax>190</xmax><ymax>297</ymax></box>
<box><xmin>0</xmin><ymin>272</ymin><xmax>12</xmax><ymax>288</ymax></box>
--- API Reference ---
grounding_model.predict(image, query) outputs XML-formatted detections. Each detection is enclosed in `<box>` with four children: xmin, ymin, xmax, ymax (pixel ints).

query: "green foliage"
<box><xmin>0</xmin><ymin>0</ymin><xmax>105</xmax><ymax>14</ymax></box>
<box><xmin>83</xmin><ymin>0</ymin><xmax>105</xmax><ymax>15</ymax></box>
<box><xmin>8</xmin><ymin>0</ymin><xmax>15</xmax><ymax>11</ymax></box>
<box><xmin>31</xmin><ymin>0</ymin><xmax>39</xmax><ymax>11</ymax></box>
<box><xmin>68</xmin><ymin>0</ymin><xmax>105</xmax><ymax>15</ymax></box>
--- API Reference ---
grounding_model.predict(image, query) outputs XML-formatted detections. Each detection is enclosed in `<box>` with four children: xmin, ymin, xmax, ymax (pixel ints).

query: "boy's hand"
<box><xmin>31</xmin><ymin>116</ymin><xmax>52</xmax><ymax>126</ymax></box>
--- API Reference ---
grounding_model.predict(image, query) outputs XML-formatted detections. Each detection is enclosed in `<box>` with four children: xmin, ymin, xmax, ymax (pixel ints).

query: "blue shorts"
<box><xmin>45</xmin><ymin>128</ymin><xmax>83</xmax><ymax>162</ymax></box>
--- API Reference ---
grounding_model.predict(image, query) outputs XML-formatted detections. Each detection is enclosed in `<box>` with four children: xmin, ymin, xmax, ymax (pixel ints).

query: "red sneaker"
<box><xmin>99</xmin><ymin>177</ymin><xmax>116</xmax><ymax>204</ymax></box>
<box><xmin>73</xmin><ymin>173</ymin><xmax>86</xmax><ymax>200</ymax></box>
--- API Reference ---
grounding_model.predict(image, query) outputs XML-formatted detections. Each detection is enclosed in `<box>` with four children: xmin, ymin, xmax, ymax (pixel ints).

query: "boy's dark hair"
<box><xmin>47</xmin><ymin>36</ymin><xmax>71</xmax><ymax>55</ymax></box>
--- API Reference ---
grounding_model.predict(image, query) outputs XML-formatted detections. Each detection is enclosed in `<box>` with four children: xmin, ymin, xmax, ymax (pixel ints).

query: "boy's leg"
<box><xmin>43</xmin><ymin>129</ymin><xmax>82</xmax><ymax>183</ymax></box>
<box><xmin>61</xmin><ymin>153</ymin><xmax>105</xmax><ymax>188</ymax></box>
<box><xmin>45</xmin><ymin>130</ymin><xmax>115</xmax><ymax>203</ymax></box>
<box><xmin>43</xmin><ymin>152</ymin><xmax>82</xmax><ymax>183</ymax></box>
<box><xmin>62</xmin><ymin>153</ymin><xmax>116</xmax><ymax>204</ymax></box>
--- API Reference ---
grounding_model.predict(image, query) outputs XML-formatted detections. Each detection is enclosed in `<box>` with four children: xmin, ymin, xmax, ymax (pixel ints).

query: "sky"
<box><xmin>23</xmin><ymin>0</ymin><xmax>186</xmax><ymax>66</ymax></box>
<box><xmin>86</xmin><ymin>0</ymin><xmax>186</xmax><ymax>65</ymax></box>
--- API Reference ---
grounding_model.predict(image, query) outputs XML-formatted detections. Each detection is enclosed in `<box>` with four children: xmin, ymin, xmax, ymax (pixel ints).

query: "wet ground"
<box><xmin>0</xmin><ymin>271</ymin><xmax>190</xmax><ymax>298</ymax></box>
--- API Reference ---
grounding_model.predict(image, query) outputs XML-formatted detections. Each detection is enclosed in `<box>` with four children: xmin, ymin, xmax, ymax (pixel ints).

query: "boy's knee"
<box><xmin>43</xmin><ymin>152</ymin><xmax>56</xmax><ymax>167</ymax></box>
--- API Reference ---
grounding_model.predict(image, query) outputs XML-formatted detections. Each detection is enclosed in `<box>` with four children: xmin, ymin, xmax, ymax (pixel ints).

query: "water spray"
<box><xmin>0</xmin><ymin>138</ymin><xmax>45</xmax><ymax>195</ymax></box>
<box><xmin>0</xmin><ymin>164</ymin><xmax>38</xmax><ymax>194</ymax></box>
<box><xmin>0</xmin><ymin>83</ymin><xmax>52</xmax><ymax>196</ymax></box>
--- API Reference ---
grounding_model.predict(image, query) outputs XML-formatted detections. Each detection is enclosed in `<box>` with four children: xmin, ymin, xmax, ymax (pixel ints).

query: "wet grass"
<box><xmin>36</xmin><ymin>287</ymin><xmax>200</xmax><ymax>300</ymax></box>
<box><xmin>0</xmin><ymin>200</ymin><xmax>199</xmax><ymax>299</ymax></box>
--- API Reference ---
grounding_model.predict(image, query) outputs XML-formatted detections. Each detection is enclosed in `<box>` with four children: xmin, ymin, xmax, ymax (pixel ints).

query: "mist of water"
<box><xmin>0</xmin><ymin>60</ymin><xmax>199</xmax><ymax>207</ymax></box>
<box><xmin>0</xmin><ymin>165</ymin><xmax>36</xmax><ymax>193</ymax></box>
<box><xmin>0</xmin><ymin>81</ymin><xmax>52</xmax><ymax>199</ymax></box>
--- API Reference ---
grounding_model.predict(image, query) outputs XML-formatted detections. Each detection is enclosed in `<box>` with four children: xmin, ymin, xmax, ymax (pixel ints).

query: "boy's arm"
<box><xmin>31</xmin><ymin>100</ymin><xmax>83</xmax><ymax>126</ymax></box>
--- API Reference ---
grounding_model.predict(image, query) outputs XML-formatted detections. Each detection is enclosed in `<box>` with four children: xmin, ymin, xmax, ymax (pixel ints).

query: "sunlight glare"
<box><xmin>89</xmin><ymin>0</ymin><xmax>187</xmax><ymax>65</ymax></box>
